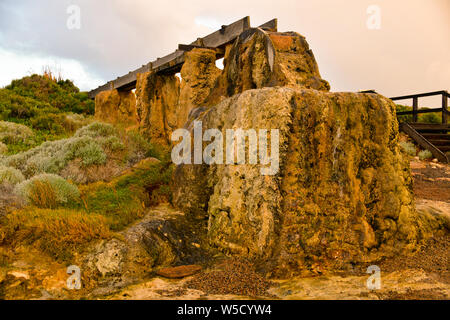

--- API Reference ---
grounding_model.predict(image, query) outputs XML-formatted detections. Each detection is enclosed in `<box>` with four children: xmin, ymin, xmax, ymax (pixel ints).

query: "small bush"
<box><xmin>0</xmin><ymin>121</ymin><xmax>34</xmax><ymax>144</ymax></box>
<box><xmin>399</xmin><ymin>141</ymin><xmax>416</xmax><ymax>156</ymax></box>
<box><xmin>0</xmin><ymin>165</ymin><xmax>25</xmax><ymax>186</ymax></box>
<box><xmin>0</xmin><ymin>142</ymin><xmax>7</xmax><ymax>155</ymax></box>
<box><xmin>99</xmin><ymin>136</ymin><xmax>125</xmax><ymax>152</ymax></box>
<box><xmin>79</xmin><ymin>158</ymin><xmax>172</xmax><ymax>231</ymax></box>
<box><xmin>418</xmin><ymin>150</ymin><xmax>433</xmax><ymax>160</ymax></box>
<box><xmin>2</xmin><ymin>133</ymin><xmax>110</xmax><ymax>178</ymax></box>
<box><xmin>125</xmin><ymin>130</ymin><xmax>167</xmax><ymax>165</ymax></box>
<box><xmin>0</xmin><ymin>184</ymin><xmax>23</xmax><ymax>217</ymax></box>
<box><xmin>74</xmin><ymin>141</ymin><xmax>107</xmax><ymax>166</ymax></box>
<box><xmin>15</xmin><ymin>174</ymin><xmax>80</xmax><ymax>208</ymax></box>
<box><xmin>74</xmin><ymin>122</ymin><xmax>117</xmax><ymax>139</ymax></box>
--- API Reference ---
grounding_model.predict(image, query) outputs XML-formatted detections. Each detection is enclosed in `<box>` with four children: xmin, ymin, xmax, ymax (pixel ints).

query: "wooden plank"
<box><xmin>390</xmin><ymin>90</ymin><xmax>448</xmax><ymax>101</ymax></box>
<box><xmin>400</xmin><ymin>123</ymin><xmax>448</xmax><ymax>163</ymax></box>
<box><xmin>410</xmin><ymin>123</ymin><xmax>450</xmax><ymax>131</ymax></box>
<box><xmin>258</xmin><ymin>18</ymin><xmax>278</xmax><ymax>31</ymax></box>
<box><xmin>442</xmin><ymin>91</ymin><xmax>448</xmax><ymax>124</ymax></box>
<box><xmin>178</xmin><ymin>44</ymin><xmax>225</xmax><ymax>55</ymax></box>
<box><xmin>396</xmin><ymin>108</ymin><xmax>443</xmax><ymax>116</ymax></box>
<box><xmin>196</xmin><ymin>16</ymin><xmax>250</xmax><ymax>48</ymax></box>
<box><xmin>412</xmin><ymin>97</ymin><xmax>418</xmax><ymax>122</ymax></box>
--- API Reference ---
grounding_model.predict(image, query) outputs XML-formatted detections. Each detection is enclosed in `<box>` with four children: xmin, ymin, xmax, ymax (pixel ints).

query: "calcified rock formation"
<box><xmin>204</xmin><ymin>29</ymin><xmax>330</xmax><ymax>106</ymax></box>
<box><xmin>95</xmin><ymin>89</ymin><xmax>137</xmax><ymax>126</ymax></box>
<box><xmin>94</xmin><ymin>27</ymin><xmax>443</xmax><ymax>276</ymax></box>
<box><xmin>134</xmin><ymin>72</ymin><xmax>180</xmax><ymax>145</ymax></box>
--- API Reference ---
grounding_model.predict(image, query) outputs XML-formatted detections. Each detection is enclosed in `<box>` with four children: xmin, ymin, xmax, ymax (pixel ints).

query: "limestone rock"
<box><xmin>178</xmin><ymin>49</ymin><xmax>221</xmax><ymax>127</ymax></box>
<box><xmin>135</xmin><ymin>72</ymin><xmax>180</xmax><ymax>146</ymax></box>
<box><xmin>95</xmin><ymin>89</ymin><xmax>137</xmax><ymax>126</ymax></box>
<box><xmin>80</xmin><ymin>205</ymin><xmax>209</xmax><ymax>292</ymax></box>
<box><xmin>172</xmin><ymin>87</ymin><xmax>430</xmax><ymax>276</ymax></box>
<box><xmin>204</xmin><ymin>29</ymin><xmax>330</xmax><ymax>106</ymax></box>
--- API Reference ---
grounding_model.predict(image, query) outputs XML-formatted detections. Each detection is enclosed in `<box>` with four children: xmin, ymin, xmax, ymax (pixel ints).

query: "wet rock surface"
<box><xmin>79</xmin><ymin>205</ymin><xmax>211</xmax><ymax>296</ymax></box>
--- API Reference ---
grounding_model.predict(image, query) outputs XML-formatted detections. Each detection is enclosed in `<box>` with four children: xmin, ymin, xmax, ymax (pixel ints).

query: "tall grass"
<box><xmin>0</xmin><ymin>208</ymin><xmax>111</xmax><ymax>261</ymax></box>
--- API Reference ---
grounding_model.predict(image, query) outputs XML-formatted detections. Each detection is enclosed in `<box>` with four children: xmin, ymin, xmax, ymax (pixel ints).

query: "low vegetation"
<box><xmin>0</xmin><ymin>74</ymin><xmax>174</xmax><ymax>263</ymax></box>
<box><xmin>0</xmin><ymin>165</ymin><xmax>25</xmax><ymax>186</ymax></box>
<box><xmin>418</xmin><ymin>150</ymin><xmax>433</xmax><ymax>160</ymax></box>
<box><xmin>0</xmin><ymin>208</ymin><xmax>111</xmax><ymax>261</ymax></box>
<box><xmin>399</xmin><ymin>141</ymin><xmax>417</xmax><ymax>156</ymax></box>
<box><xmin>15</xmin><ymin>173</ymin><xmax>80</xmax><ymax>208</ymax></box>
<box><xmin>0</xmin><ymin>74</ymin><xmax>94</xmax><ymax>154</ymax></box>
<box><xmin>396</xmin><ymin>104</ymin><xmax>441</xmax><ymax>124</ymax></box>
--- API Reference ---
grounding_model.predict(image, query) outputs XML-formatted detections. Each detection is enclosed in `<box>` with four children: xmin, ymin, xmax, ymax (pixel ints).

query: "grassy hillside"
<box><xmin>0</xmin><ymin>74</ymin><xmax>94</xmax><ymax>154</ymax></box>
<box><xmin>0</xmin><ymin>74</ymin><xmax>172</xmax><ymax>262</ymax></box>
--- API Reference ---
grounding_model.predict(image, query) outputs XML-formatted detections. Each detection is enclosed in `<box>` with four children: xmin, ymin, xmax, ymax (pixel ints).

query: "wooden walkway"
<box><xmin>88</xmin><ymin>17</ymin><xmax>277</xmax><ymax>99</ymax></box>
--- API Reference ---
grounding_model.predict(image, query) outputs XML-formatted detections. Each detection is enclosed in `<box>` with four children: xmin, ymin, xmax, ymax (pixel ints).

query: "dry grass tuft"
<box><xmin>0</xmin><ymin>208</ymin><xmax>111</xmax><ymax>261</ymax></box>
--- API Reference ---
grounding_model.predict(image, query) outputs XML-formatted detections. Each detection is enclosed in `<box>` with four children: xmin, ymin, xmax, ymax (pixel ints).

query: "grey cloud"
<box><xmin>0</xmin><ymin>0</ymin><xmax>448</xmax><ymax>98</ymax></box>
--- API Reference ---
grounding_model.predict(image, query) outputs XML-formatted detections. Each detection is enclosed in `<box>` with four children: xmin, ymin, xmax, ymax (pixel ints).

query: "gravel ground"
<box><xmin>185</xmin><ymin>258</ymin><xmax>273</xmax><ymax>297</ymax></box>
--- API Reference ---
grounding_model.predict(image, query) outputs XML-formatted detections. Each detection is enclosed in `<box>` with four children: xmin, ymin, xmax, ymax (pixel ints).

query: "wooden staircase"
<box><xmin>416</xmin><ymin>124</ymin><xmax>450</xmax><ymax>153</ymax></box>
<box><xmin>391</xmin><ymin>90</ymin><xmax>449</xmax><ymax>163</ymax></box>
<box><xmin>400</xmin><ymin>123</ymin><xmax>450</xmax><ymax>163</ymax></box>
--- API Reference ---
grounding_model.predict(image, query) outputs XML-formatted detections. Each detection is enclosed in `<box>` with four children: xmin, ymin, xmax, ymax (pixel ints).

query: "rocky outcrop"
<box><xmin>95</xmin><ymin>89</ymin><xmax>137</xmax><ymax>126</ymax></box>
<box><xmin>95</xmin><ymin>29</ymin><xmax>330</xmax><ymax>144</ymax></box>
<box><xmin>79</xmin><ymin>205</ymin><xmax>210</xmax><ymax>294</ymax></box>
<box><xmin>135</xmin><ymin>72</ymin><xmax>180</xmax><ymax>146</ymax></box>
<box><xmin>92</xmin><ymin>26</ymin><xmax>444</xmax><ymax>277</ymax></box>
<box><xmin>172</xmin><ymin>87</ymin><xmax>440</xmax><ymax>276</ymax></box>
<box><xmin>204</xmin><ymin>29</ymin><xmax>330</xmax><ymax>106</ymax></box>
<box><xmin>179</xmin><ymin>49</ymin><xmax>222</xmax><ymax>127</ymax></box>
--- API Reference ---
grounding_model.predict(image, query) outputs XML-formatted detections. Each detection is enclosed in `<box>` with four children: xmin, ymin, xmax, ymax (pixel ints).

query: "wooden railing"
<box><xmin>391</xmin><ymin>90</ymin><xmax>449</xmax><ymax>124</ymax></box>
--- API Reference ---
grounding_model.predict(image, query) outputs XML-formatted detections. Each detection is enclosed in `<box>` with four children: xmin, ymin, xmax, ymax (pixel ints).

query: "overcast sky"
<box><xmin>0</xmin><ymin>0</ymin><xmax>448</xmax><ymax>106</ymax></box>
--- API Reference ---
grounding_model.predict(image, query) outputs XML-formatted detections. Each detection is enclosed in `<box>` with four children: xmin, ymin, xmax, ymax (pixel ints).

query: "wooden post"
<box><xmin>412</xmin><ymin>97</ymin><xmax>418</xmax><ymax>122</ymax></box>
<box><xmin>442</xmin><ymin>92</ymin><xmax>448</xmax><ymax>124</ymax></box>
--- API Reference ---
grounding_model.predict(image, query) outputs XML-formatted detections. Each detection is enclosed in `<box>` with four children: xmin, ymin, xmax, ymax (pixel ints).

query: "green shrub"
<box><xmin>0</xmin><ymin>166</ymin><xmax>25</xmax><ymax>186</ymax></box>
<box><xmin>15</xmin><ymin>173</ymin><xmax>80</xmax><ymax>208</ymax></box>
<box><xmin>1</xmin><ymin>123</ymin><xmax>120</xmax><ymax>177</ymax></box>
<box><xmin>399</xmin><ymin>141</ymin><xmax>416</xmax><ymax>156</ymax></box>
<box><xmin>3</xmin><ymin>136</ymin><xmax>108</xmax><ymax>177</ymax></box>
<box><xmin>418</xmin><ymin>150</ymin><xmax>433</xmax><ymax>160</ymax></box>
<box><xmin>5</xmin><ymin>74</ymin><xmax>94</xmax><ymax>115</ymax></box>
<box><xmin>99</xmin><ymin>136</ymin><xmax>125</xmax><ymax>152</ymax></box>
<box><xmin>74</xmin><ymin>141</ymin><xmax>107</xmax><ymax>166</ymax></box>
<box><xmin>396</xmin><ymin>104</ymin><xmax>442</xmax><ymax>124</ymax></box>
<box><xmin>0</xmin><ymin>142</ymin><xmax>7</xmax><ymax>155</ymax></box>
<box><xmin>74</xmin><ymin>122</ymin><xmax>117</xmax><ymax>139</ymax></box>
<box><xmin>80</xmin><ymin>159</ymin><xmax>173</xmax><ymax>231</ymax></box>
<box><xmin>420</xmin><ymin>112</ymin><xmax>440</xmax><ymax>124</ymax></box>
<box><xmin>0</xmin><ymin>121</ymin><xmax>34</xmax><ymax>144</ymax></box>
<box><xmin>125</xmin><ymin>130</ymin><xmax>167</xmax><ymax>164</ymax></box>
